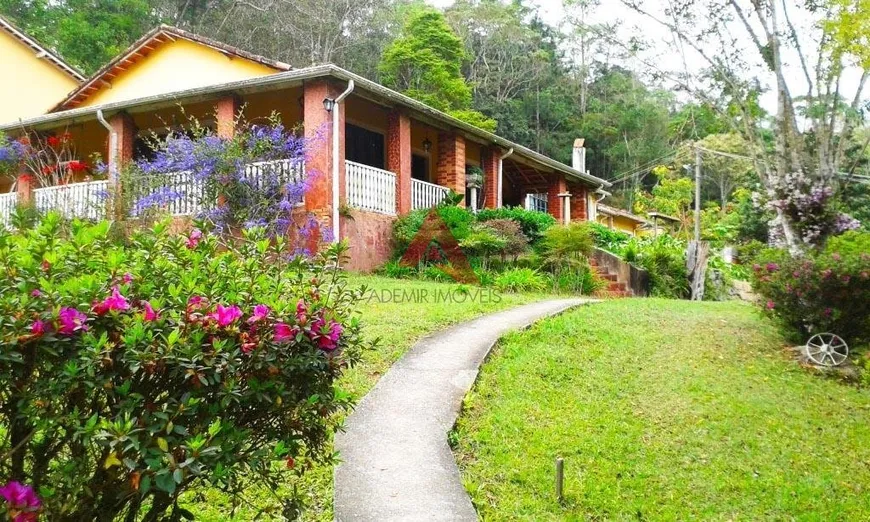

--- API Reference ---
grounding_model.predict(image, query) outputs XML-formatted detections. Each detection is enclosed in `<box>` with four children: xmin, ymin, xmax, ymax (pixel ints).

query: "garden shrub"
<box><xmin>392</xmin><ymin>206</ymin><xmax>474</xmax><ymax>257</ymax></box>
<box><xmin>0</xmin><ymin>213</ymin><xmax>367</xmax><ymax>521</ymax></box>
<box><xmin>479</xmin><ymin>219</ymin><xmax>529</xmax><ymax>261</ymax></box>
<box><xmin>378</xmin><ymin>260</ymin><xmax>415</xmax><ymax>279</ymax></box>
<box><xmin>459</xmin><ymin>224</ymin><xmax>507</xmax><ymax>269</ymax></box>
<box><xmin>752</xmin><ymin>230</ymin><xmax>870</xmax><ymax>343</ymax></box>
<box><xmin>550</xmin><ymin>265</ymin><xmax>605</xmax><ymax>295</ymax></box>
<box><xmin>588</xmin><ymin>222</ymin><xmax>631</xmax><ymax>252</ymax></box>
<box><xmin>494</xmin><ymin>268</ymin><xmax>547</xmax><ymax>293</ymax></box>
<box><xmin>476</xmin><ymin>206</ymin><xmax>555</xmax><ymax>244</ymax></box>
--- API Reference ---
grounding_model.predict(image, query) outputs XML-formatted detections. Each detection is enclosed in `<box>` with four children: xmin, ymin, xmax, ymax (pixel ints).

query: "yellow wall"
<box><xmin>598</xmin><ymin>214</ymin><xmax>643</xmax><ymax>236</ymax></box>
<box><xmin>0</xmin><ymin>30</ymin><xmax>79</xmax><ymax>124</ymax></box>
<box><xmin>81</xmin><ymin>39</ymin><xmax>279</xmax><ymax>108</ymax></box>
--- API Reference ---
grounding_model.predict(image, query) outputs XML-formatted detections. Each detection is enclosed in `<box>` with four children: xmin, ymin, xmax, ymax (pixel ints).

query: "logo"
<box><xmin>398</xmin><ymin>208</ymin><xmax>479</xmax><ymax>284</ymax></box>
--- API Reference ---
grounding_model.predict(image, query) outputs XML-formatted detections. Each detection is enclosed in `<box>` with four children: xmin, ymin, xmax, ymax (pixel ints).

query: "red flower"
<box><xmin>67</xmin><ymin>160</ymin><xmax>88</xmax><ymax>172</ymax></box>
<box><xmin>41</xmin><ymin>165</ymin><xmax>57</xmax><ymax>175</ymax></box>
<box><xmin>46</xmin><ymin>136</ymin><xmax>61</xmax><ymax>147</ymax></box>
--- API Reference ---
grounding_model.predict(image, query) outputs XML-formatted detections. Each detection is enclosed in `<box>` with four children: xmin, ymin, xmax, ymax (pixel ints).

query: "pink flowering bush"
<box><xmin>0</xmin><ymin>212</ymin><xmax>368</xmax><ymax>521</ymax></box>
<box><xmin>751</xmin><ymin>231</ymin><xmax>870</xmax><ymax>343</ymax></box>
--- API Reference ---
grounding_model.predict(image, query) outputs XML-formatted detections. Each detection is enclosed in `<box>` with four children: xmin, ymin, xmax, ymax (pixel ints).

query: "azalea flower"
<box><xmin>310</xmin><ymin>317</ymin><xmax>343</xmax><ymax>351</ymax></box>
<box><xmin>274</xmin><ymin>322</ymin><xmax>297</xmax><ymax>342</ymax></box>
<box><xmin>766</xmin><ymin>300</ymin><xmax>775</xmax><ymax>310</ymax></box>
<box><xmin>57</xmin><ymin>307</ymin><xmax>87</xmax><ymax>335</ymax></box>
<box><xmin>186</xmin><ymin>228</ymin><xmax>203</xmax><ymax>249</ymax></box>
<box><xmin>143</xmin><ymin>302</ymin><xmax>159</xmax><ymax>322</ymax></box>
<box><xmin>209</xmin><ymin>304</ymin><xmax>242</xmax><ymax>327</ymax></box>
<box><xmin>247</xmin><ymin>304</ymin><xmax>270</xmax><ymax>324</ymax></box>
<box><xmin>93</xmin><ymin>286</ymin><xmax>130</xmax><ymax>315</ymax></box>
<box><xmin>30</xmin><ymin>289</ymin><xmax>41</xmax><ymax>298</ymax></box>
<box><xmin>122</xmin><ymin>273</ymin><xmax>134</xmax><ymax>284</ymax></box>
<box><xmin>30</xmin><ymin>320</ymin><xmax>47</xmax><ymax>337</ymax></box>
<box><xmin>0</xmin><ymin>481</ymin><xmax>40</xmax><ymax>522</ymax></box>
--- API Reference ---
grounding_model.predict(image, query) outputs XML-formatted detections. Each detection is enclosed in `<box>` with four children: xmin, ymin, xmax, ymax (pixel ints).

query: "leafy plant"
<box><xmin>477</xmin><ymin>206</ymin><xmax>556</xmax><ymax>244</ymax></box>
<box><xmin>0</xmin><ymin>214</ymin><xmax>368</xmax><ymax>521</ymax></box>
<box><xmin>379</xmin><ymin>260</ymin><xmax>415</xmax><ymax>279</ymax></box>
<box><xmin>752</xmin><ymin>231</ymin><xmax>870</xmax><ymax>343</ymax></box>
<box><xmin>588</xmin><ymin>221</ymin><xmax>631</xmax><ymax>252</ymax></box>
<box><xmin>494</xmin><ymin>268</ymin><xmax>547</xmax><ymax>293</ymax></box>
<box><xmin>392</xmin><ymin>206</ymin><xmax>475</xmax><ymax>258</ymax></box>
<box><xmin>459</xmin><ymin>225</ymin><xmax>506</xmax><ymax>270</ymax></box>
<box><xmin>478</xmin><ymin>219</ymin><xmax>529</xmax><ymax>261</ymax></box>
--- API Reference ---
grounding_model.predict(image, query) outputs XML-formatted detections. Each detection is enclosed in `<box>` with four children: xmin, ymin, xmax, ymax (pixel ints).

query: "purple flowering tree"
<box><xmin>127</xmin><ymin>115</ymin><xmax>327</xmax><ymax>253</ymax></box>
<box><xmin>0</xmin><ymin>133</ymin><xmax>25</xmax><ymax>181</ymax></box>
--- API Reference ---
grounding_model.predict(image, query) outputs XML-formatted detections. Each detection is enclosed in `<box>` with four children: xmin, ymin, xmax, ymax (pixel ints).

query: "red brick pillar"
<box><xmin>547</xmin><ymin>174</ymin><xmax>567</xmax><ymax>222</ymax></box>
<box><xmin>436</xmin><ymin>132</ymin><xmax>466</xmax><ymax>207</ymax></box>
<box><xmin>17</xmin><ymin>171</ymin><xmax>33</xmax><ymax>206</ymax></box>
<box><xmin>216</xmin><ymin>95</ymin><xmax>241</xmax><ymax>139</ymax></box>
<box><xmin>302</xmin><ymin>80</ymin><xmax>346</xmax><ymax>233</ymax></box>
<box><xmin>482</xmin><ymin>146</ymin><xmax>500</xmax><ymax>209</ymax></box>
<box><xmin>387</xmin><ymin>111</ymin><xmax>412</xmax><ymax>215</ymax></box>
<box><xmin>109</xmin><ymin>112</ymin><xmax>135</xmax><ymax>174</ymax></box>
<box><xmin>108</xmin><ymin>112</ymin><xmax>135</xmax><ymax>219</ymax></box>
<box><xmin>569</xmin><ymin>184</ymin><xmax>588</xmax><ymax>221</ymax></box>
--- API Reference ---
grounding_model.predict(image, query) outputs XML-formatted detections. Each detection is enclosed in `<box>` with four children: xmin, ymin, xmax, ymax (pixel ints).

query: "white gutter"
<box><xmin>591</xmin><ymin>186</ymin><xmax>608</xmax><ymax>222</ymax></box>
<box><xmin>331</xmin><ymin>80</ymin><xmax>354</xmax><ymax>243</ymax></box>
<box><xmin>497</xmin><ymin>148</ymin><xmax>513</xmax><ymax>208</ymax></box>
<box><xmin>95</xmin><ymin>109</ymin><xmax>117</xmax><ymax>183</ymax></box>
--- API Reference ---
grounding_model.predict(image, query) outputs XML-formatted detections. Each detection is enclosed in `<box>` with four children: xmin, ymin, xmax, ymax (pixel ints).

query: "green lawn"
<box><xmin>454</xmin><ymin>299</ymin><xmax>870</xmax><ymax>521</ymax></box>
<box><xmin>184</xmin><ymin>274</ymin><xmax>546</xmax><ymax>521</ymax></box>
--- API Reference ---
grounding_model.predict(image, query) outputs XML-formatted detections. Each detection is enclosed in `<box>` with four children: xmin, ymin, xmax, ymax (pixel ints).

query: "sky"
<box><xmin>427</xmin><ymin>0</ymin><xmax>868</xmax><ymax>116</ymax></box>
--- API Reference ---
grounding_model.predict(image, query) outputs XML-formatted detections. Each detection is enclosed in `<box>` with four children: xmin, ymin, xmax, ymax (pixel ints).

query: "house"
<box><xmin>0</xmin><ymin>16</ymin><xmax>83</xmax><ymax>126</ymax></box>
<box><xmin>0</xmin><ymin>26</ymin><xmax>611</xmax><ymax>271</ymax></box>
<box><xmin>596</xmin><ymin>204</ymin><xmax>650</xmax><ymax>236</ymax></box>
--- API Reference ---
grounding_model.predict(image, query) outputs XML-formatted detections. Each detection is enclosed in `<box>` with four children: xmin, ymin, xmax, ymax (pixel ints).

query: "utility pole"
<box><xmin>688</xmin><ymin>144</ymin><xmax>708</xmax><ymax>301</ymax></box>
<box><xmin>694</xmin><ymin>145</ymin><xmax>702</xmax><ymax>243</ymax></box>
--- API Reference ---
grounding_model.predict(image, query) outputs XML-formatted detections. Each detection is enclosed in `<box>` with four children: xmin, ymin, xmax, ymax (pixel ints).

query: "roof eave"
<box><xmin>2</xmin><ymin>63</ymin><xmax>611</xmax><ymax>188</ymax></box>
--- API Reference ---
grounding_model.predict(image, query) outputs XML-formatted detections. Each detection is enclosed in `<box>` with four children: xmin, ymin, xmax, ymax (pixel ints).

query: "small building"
<box><xmin>0</xmin><ymin>17</ymin><xmax>83</xmax><ymax>125</ymax></box>
<box><xmin>597</xmin><ymin>204</ymin><xmax>650</xmax><ymax>236</ymax></box>
<box><xmin>1</xmin><ymin>26</ymin><xmax>611</xmax><ymax>271</ymax></box>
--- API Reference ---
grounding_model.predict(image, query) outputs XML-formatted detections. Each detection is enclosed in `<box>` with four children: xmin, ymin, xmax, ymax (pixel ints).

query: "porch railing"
<box><xmin>411</xmin><ymin>178</ymin><xmax>449</xmax><ymax>210</ymax></box>
<box><xmin>525</xmin><ymin>193</ymin><xmax>548</xmax><ymax>213</ymax></box>
<box><xmin>0</xmin><ymin>192</ymin><xmax>17</xmax><ymax>227</ymax></box>
<box><xmin>34</xmin><ymin>180</ymin><xmax>110</xmax><ymax>220</ymax></box>
<box><xmin>127</xmin><ymin>159</ymin><xmax>305</xmax><ymax>217</ymax></box>
<box><xmin>346</xmin><ymin>160</ymin><xmax>396</xmax><ymax>215</ymax></box>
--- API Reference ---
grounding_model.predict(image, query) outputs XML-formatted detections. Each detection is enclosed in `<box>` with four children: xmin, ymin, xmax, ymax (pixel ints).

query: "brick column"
<box><xmin>387</xmin><ymin>111</ymin><xmax>412</xmax><ymax>215</ymax></box>
<box><xmin>107</xmin><ymin>112</ymin><xmax>136</xmax><ymax>219</ymax></box>
<box><xmin>302</xmin><ymin>80</ymin><xmax>346</xmax><ymax>233</ymax></box>
<box><xmin>109</xmin><ymin>112</ymin><xmax>136</xmax><ymax>173</ymax></box>
<box><xmin>547</xmin><ymin>174</ymin><xmax>567</xmax><ymax>222</ymax></box>
<box><xmin>16</xmin><ymin>170</ymin><xmax>33</xmax><ymax>206</ymax></box>
<box><xmin>436</xmin><ymin>132</ymin><xmax>466</xmax><ymax>207</ymax></box>
<box><xmin>569</xmin><ymin>183</ymin><xmax>588</xmax><ymax>221</ymax></box>
<box><xmin>482</xmin><ymin>146</ymin><xmax>500</xmax><ymax>209</ymax></box>
<box><xmin>216</xmin><ymin>95</ymin><xmax>241</xmax><ymax>139</ymax></box>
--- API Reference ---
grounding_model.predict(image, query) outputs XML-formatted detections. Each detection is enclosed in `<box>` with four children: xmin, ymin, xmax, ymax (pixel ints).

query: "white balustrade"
<box><xmin>128</xmin><ymin>159</ymin><xmax>306</xmax><ymax>217</ymax></box>
<box><xmin>346</xmin><ymin>160</ymin><xmax>397</xmax><ymax>215</ymax></box>
<box><xmin>0</xmin><ymin>191</ymin><xmax>17</xmax><ymax>227</ymax></box>
<box><xmin>411</xmin><ymin>178</ymin><xmax>449</xmax><ymax>210</ymax></box>
<box><xmin>525</xmin><ymin>193</ymin><xmax>548</xmax><ymax>213</ymax></box>
<box><xmin>34</xmin><ymin>180</ymin><xmax>110</xmax><ymax>220</ymax></box>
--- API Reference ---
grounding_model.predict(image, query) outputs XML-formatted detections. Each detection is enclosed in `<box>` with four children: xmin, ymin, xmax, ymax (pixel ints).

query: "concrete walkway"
<box><xmin>334</xmin><ymin>299</ymin><xmax>590</xmax><ymax>522</ymax></box>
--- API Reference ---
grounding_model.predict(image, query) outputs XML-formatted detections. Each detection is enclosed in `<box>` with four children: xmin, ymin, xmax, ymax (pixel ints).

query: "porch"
<box><xmin>1</xmin><ymin>69</ymin><xmax>606</xmax><ymax>270</ymax></box>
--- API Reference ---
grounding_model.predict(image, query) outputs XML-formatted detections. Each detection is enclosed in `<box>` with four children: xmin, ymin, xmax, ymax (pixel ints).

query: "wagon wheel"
<box><xmin>805</xmin><ymin>333</ymin><xmax>849</xmax><ymax>367</ymax></box>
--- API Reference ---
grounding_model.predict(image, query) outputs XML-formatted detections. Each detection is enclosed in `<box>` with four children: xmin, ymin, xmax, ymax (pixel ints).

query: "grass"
<box><xmin>183</xmin><ymin>274</ymin><xmax>546</xmax><ymax>521</ymax></box>
<box><xmin>454</xmin><ymin>298</ymin><xmax>870</xmax><ymax>521</ymax></box>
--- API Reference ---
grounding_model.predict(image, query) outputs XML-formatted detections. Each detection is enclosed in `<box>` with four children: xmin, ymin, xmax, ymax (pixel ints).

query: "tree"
<box><xmin>681</xmin><ymin>133</ymin><xmax>753</xmax><ymax>209</ymax></box>
<box><xmin>379</xmin><ymin>8</ymin><xmax>496</xmax><ymax>131</ymax></box>
<box><xmin>620</xmin><ymin>0</ymin><xmax>869</xmax><ymax>252</ymax></box>
<box><xmin>0</xmin><ymin>0</ymin><xmax>156</xmax><ymax>74</ymax></box>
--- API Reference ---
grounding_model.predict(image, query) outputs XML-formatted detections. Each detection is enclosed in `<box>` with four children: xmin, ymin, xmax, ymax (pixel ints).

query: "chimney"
<box><xmin>572</xmin><ymin>138</ymin><xmax>586</xmax><ymax>173</ymax></box>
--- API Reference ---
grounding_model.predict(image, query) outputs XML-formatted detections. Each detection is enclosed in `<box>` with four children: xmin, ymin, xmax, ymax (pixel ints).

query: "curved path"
<box><xmin>334</xmin><ymin>298</ymin><xmax>590</xmax><ymax>521</ymax></box>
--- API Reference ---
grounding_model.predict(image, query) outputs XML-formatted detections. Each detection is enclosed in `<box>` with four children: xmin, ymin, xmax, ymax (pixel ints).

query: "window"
<box><xmin>412</xmin><ymin>154</ymin><xmax>428</xmax><ymax>181</ymax></box>
<box><xmin>346</xmin><ymin>124</ymin><xmax>385</xmax><ymax>169</ymax></box>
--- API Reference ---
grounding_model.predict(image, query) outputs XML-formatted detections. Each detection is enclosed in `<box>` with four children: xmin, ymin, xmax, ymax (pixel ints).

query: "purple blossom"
<box><xmin>131</xmin><ymin>186</ymin><xmax>183</xmax><ymax>216</ymax></box>
<box><xmin>210</xmin><ymin>304</ymin><xmax>243</xmax><ymax>327</ymax></box>
<box><xmin>248</xmin><ymin>304</ymin><xmax>270</xmax><ymax>323</ymax></box>
<box><xmin>57</xmin><ymin>307</ymin><xmax>88</xmax><ymax>335</ymax></box>
<box><xmin>0</xmin><ymin>481</ymin><xmax>40</xmax><ymax>521</ymax></box>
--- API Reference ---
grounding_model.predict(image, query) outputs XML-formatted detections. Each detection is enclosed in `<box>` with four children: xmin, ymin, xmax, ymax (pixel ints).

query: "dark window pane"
<box><xmin>412</xmin><ymin>154</ymin><xmax>428</xmax><ymax>181</ymax></box>
<box><xmin>346</xmin><ymin>124</ymin><xmax>385</xmax><ymax>169</ymax></box>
